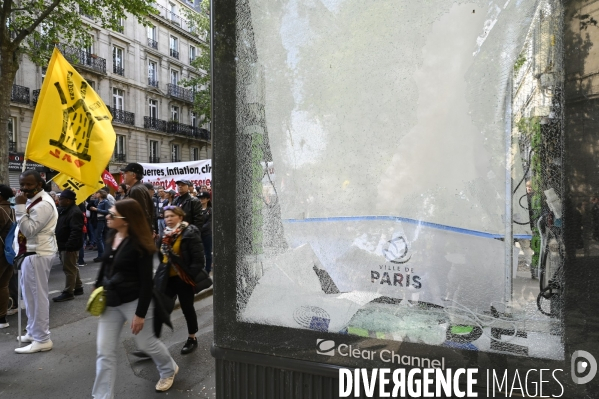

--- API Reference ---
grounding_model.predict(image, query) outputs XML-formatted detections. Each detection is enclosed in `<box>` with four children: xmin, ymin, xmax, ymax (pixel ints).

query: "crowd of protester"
<box><xmin>0</xmin><ymin>163</ymin><xmax>213</xmax><ymax>395</ymax></box>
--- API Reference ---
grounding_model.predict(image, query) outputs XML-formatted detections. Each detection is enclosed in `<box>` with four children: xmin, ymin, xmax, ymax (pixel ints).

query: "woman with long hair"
<box><xmin>92</xmin><ymin>199</ymin><xmax>178</xmax><ymax>398</ymax></box>
<box><xmin>155</xmin><ymin>205</ymin><xmax>207</xmax><ymax>354</ymax></box>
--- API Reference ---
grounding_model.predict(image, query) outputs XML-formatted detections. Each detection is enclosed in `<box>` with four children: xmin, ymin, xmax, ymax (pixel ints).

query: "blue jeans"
<box><xmin>95</xmin><ymin>220</ymin><xmax>106</xmax><ymax>257</ymax></box>
<box><xmin>201</xmin><ymin>234</ymin><xmax>212</xmax><ymax>273</ymax></box>
<box><xmin>92</xmin><ymin>299</ymin><xmax>177</xmax><ymax>399</ymax></box>
<box><xmin>87</xmin><ymin>220</ymin><xmax>96</xmax><ymax>245</ymax></box>
<box><xmin>158</xmin><ymin>218</ymin><xmax>166</xmax><ymax>238</ymax></box>
<box><xmin>78</xmin><ymin>246</ymin><xmax>85</xmax><ymax>265</ymax></box>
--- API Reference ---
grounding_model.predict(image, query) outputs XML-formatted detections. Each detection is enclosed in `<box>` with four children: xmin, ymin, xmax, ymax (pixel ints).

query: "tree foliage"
<box><xmin>1</xmin><ymin>0</ymin><xmax>156</xmax><ymax>64</ymax></box>
<box><xmin>180</xmin><ymin>0</ymin><xmax>210</xmax><ymax>126</ymax></box>
<box><xmin>0</xmin><ymin>0</ymin><xmax>157</xmax><ymax>183</ymax></box>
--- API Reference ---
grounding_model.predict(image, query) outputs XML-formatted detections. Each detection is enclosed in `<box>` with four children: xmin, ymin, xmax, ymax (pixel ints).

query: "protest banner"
<box><xmin>138</xmin><ymin>160</ymin><xmax>212</xmax><ymax>190</ymax></box>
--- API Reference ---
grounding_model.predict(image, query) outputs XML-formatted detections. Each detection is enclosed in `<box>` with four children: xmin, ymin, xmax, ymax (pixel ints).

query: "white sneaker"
<box><xmin>17</xmin><ymin>333</ymin><xmax>34</xmax><ymax>343</ymax></box>
<box><xmin>155</xmin><ymin>364</ymin><xmax>179</xmax><ymax>392</ymax></box>
<box><xmin>15</xmin><ymin>340</ymin><xmax>53</xmax><ymax>354</ymax></box>
<box><xmin>0</xmin><ymin>322</ymin><xmax>8</xmax><ymax>329</ymax></box>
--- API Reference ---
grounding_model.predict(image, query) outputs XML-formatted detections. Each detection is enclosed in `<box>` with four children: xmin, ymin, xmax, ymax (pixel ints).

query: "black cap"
<box><xmin>121</xmin><ymin>163</ymin><xmax>144</xmax><ymax>175</ymax></box>
<box><xmin>167</xmin><ymin>189</ymin><xmax>177</xmax><ymax>196</ymax></box>
<box><xmin>176</xmin><ymin>179</ymin><xmax>192</xmax><ymax>186</ymax></box>
<box><xmin>59</xmin><ymin>188</ymin><xmax>77</xmax><ymax>201</ymax></box>
<box><xmin>0</xmin><ymin>185</ymin><xmax>14</xmax><ymax>200</ymax></box>
<box><xmin>198</xmin><ymin>191</ymin><xmax>210</xmax><ymax>199</ymax></box>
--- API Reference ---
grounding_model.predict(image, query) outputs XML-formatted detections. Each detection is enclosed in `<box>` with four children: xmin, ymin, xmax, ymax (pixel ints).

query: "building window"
<box><xmin>7</xmin><ymin>117</ymin><xmax>16</xmax><ymax>152</ymax></box>
<box><xmin>112</xmin><ymin>88</ymin><xmax>124</xmax><ymax>110</ymax></box>
<box><xmin>172</xmin><ymin>144</ymin><xmax>180</xmax><ymax>162</ymax></box>
<box><xmin>115</xmin><ymin>16</ymin><xmax>124</xmax><ymax>33</ymax></box>
<box><xmin>149</xmin><ymin>99</ymin><xmax>158</xmax><ymax>119</ymax></box>
<box><xmin>86</xmin><ymin>79</ymin><xmax>95</xmax><ymax>89</ymax></box>
<box><xmin>191</xmin><ymin>147</ymin><xmax>199</xmax><ymax>161</ymax></box>
<box><xmin>169</xmin><ymin>2</ymin><xmax>178</xmax><ymax>24</ymax></box>
<box><xmin>148</xmin><ymin>61</ymin><xmax>158</xmax><ymax>87</ymax></box>
<box><xmin>171</xmin><ymin>105</ymin><xmax>179</xmax><ymax>122</ymax></box>
<box><xmin>189</xmin><ymin>45</ymin><xmax>196</xmax><ymax>63</ymax></box>
<box><xmin>169</xmin><ymin>36</ymin><xmax>179</xmax><ymax>59</ymax></box>
<box><xmin>149</xmin><ymin>140</ymin><xmax>159</xmax><ymax>163</ymax></box>
<box><xmin>147</xmin><ymin>25</ymin><xmax>157</xmax><ymax>49</ymax></box>
<box><xmin>114</xmin><ymin>134</ymin><xmax>126</xmax><ymax>162</ymax></box>
<box><xmin>170</xmin><ymin>69</ymin><xmax>179</xmax><ymax>86</ymax></box>
<box><xmin>112</xmin><ymin>46</ymin><xmax>124</xmax><ymax>76</ymax></box>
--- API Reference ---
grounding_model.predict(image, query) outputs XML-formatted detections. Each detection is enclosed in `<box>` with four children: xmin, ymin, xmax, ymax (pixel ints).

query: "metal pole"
<box><xmin>505</xmin><ymin>75</ymin><xmax>514</xmax><ymax>308</ymax></box>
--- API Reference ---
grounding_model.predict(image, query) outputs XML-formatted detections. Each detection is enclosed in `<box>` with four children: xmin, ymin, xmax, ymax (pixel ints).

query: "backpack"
<box><xmin>0</xmin><ymin>207</ymin><xmax>16</xmax><ymax>265</ymax></box>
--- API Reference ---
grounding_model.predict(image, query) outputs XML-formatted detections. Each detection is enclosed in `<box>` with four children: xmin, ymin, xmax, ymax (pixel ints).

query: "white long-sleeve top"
<box><xmin>13</xmin><ymin>191</ymin><xmax>58</xmax><ymax>257</ymax></box>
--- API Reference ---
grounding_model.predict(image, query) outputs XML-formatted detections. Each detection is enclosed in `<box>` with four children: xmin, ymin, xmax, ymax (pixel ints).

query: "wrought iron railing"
<box><xmin>56</xmin><ymin>44</ymin><xmax>106</xmax><ymax>74</ymax></box>
<box><xmin>148</xmin><ymin>77</ymin><xmax>159</xmax><ymax>87</ymax></box>
<box><xmin>149</xmin><ymin>156</ymin><xmax>161</xmax><ymax>163</ymax></box>
<box><xmin>11</xmin><ymin>84</ymin><xmax>30</xmax><ymax>105</ymax></box>
<box><xmin>153</xmin><ymin>4</ymin><xmax>200</xmax><ymax>36</ymax></box>
<box><xmin>170</xmin><ymin>48</ymin><xmax>179</xmax><ymax>59</ymax></box>
<box><xmin>193</xmin><ymin>128</ymin><xmax>211</xmax><ymax>141</ymax></box>
<box><xmin>114</xmin><ymin>153</ymin><xmax>127</xmax><ymax>162</ymax></box>
<box><xmin>108</xmin><ymin>107</ymin><xmax>135</xmax><ymax>125</ymax></box>
<box><xmin>167</xmin><ymin>83</ymin><xmax>194</xmax><ymax>103</ymax></box>
<box><xmin>113</xmin><ymin>64</ymin><xmax>125</xmax><ymax>76</ymax></box>
<box><xmin>167</xmin><ymin>121</ymin><xmax>196</xmax><ymax>137</ymax></box>
<box><xmin>9</xmin><ymin>141</ymin><xmax>16</xmax><ymax>152</ymax></box>
<box><xmin>32</xmin><ymin>89</ymin><xmax>40</xmax><ymax>106</ymax></box>
<box><xmin>144</xmin><ymin>117</ymin><xmax>167</xmax><ymax>132</ymax></box>
<box><xmin>148</xmin><ymin>38</ymin><xmax>158</xmax><ymax>49</ymax></box>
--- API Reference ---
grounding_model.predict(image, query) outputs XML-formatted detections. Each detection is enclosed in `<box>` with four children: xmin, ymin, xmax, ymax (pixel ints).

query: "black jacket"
<box><xmin>95</xmin><ymin>237</ymin><xmax>154</xmax><ymax>318</ymax></box>
<box><xmin>55</xmin><ymin>204</ymin><xmax>84</xmax><ymax>252</ymax></box>
<box><xmin>198</xmin><ymin>206</ymin><xmax>212</xmax><ymax>238</ymax></box>
<box><xmin>126</xmin><ymin>181</ymin><xmax>155</xmax><ymax>233</ymax></box>
<box><xmin>154</xmin><ymin>224</ymin><xmax>206</xmax><ymax>292</ymax></box>
<box><xmin>173</xmin><ymin>193</ymin><xmax>202</xmax><ymax>231</ymax></box>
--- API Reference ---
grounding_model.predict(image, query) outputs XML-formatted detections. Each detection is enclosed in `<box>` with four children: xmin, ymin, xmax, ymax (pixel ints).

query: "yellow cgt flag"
<box><xmin>53</xmin><ymin>173</ymin><xmax>104</xmax><ymax>205</ymax></box>
<box><xmin>25</xmin><ymin>48</ymin><xmax>115</xmax><ymax>186</ymax></box>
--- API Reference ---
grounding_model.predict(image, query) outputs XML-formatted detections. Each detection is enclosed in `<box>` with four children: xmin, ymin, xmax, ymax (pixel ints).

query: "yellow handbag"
<box><xmin>86</xmin><ymin>286</ymin><xmax>106</xmax><ymax>316</ymax></box>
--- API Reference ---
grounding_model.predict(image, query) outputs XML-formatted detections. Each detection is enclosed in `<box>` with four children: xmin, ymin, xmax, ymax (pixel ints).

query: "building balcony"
<box><xmin>56</xmin><ymin>44</ymin><xmax>106</xmax><ymax>74</ymax></box>
<box><xmin>32</xmin><ymin>89</ymin><xmax>40</xmax><ymax>106</ymax></box>
<box><xmin>148</xmin><ymin>38</ymin><xmax>158</xmax><ymax>49</ymax></box>
<box><xmin>193</xmin><ymin>128</ymin><xmax>211</xmax><ymax>141</ymax></box>
<box><xmin>9</xmin><ymin>141</ymin><xmax>16</xmax><ymax>152</ymax></box>
<box><xmin>167</xmin><ymin>121</ymin><xmax>196</xmax><ymax>137</ymax></box>
<box><xmin>153</xmin><ymin>3</ymin><xmax>202</xmax><ymax>37</ymax></box>
<box><xmin>149</xmin><ymin>156</ymin><xmax>161</xmax><ymax>163</ymax></box>
<box><xmin>148</xmin><ymin>77</ymin><xmax>159</xmax><ymax>87</ymax></box>
<box><xmin>170</xmin><ymin>48</ymin><xmax>179</xmax><ymax>59</ymax></box>
<box><xmin>11</xmin><ymin>84</ymin><xmax>30</xmax><ymax>105</ymax></box>
<box><xmin>113</xmin><ymin>64</ymin><xmax>124</xmax><ymax>76</ymax></box>
<box><xmin>144</xmin><ymin>117</ymin><xmax>167</xmax><ymax>132</ymax></box>
<box><xmin>113</xmin><ymin>153</ymin><xmax>127</xmax><ymax>162</ymax></box>
<box><xmin>108</xmin><ymin>107</ymin><xmax>135</xmax><ymax>126</ymax></box>
<box><xmin>167</xmin><ymin>84</ymin><xmax>194</xmax><ymax>103</ymax></box>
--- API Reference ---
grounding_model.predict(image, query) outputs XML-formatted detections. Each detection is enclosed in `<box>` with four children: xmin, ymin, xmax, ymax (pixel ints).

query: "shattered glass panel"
<box><xmin>235</xmin><ymin>0</ymin><xmax>565</xmax><ymax>359</ymax></box>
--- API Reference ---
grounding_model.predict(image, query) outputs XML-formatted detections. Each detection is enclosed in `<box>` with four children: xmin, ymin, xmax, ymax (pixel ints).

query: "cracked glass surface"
<box><xmin>234</xmin><ymin>0</ymin><xmax>564</xmax><ymax>359</ymax></box>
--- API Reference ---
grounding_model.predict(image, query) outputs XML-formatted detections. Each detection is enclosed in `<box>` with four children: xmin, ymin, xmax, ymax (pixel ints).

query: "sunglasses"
<box><xmin>107</xmin><ymin>212</ymin><xmax>126</xmax><ymax>219</ymax></box>
<box><xmin>163</xmin><ymin>205</ymin><xmax>179</xmax><ymax>211</ymax></box>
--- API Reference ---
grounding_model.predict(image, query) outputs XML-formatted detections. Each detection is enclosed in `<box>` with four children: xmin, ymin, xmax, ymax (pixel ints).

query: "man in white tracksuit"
<box><xmin>13</xmin><ymin>170</ymin><xmax>58</xmax><ymax>354</ymax></box>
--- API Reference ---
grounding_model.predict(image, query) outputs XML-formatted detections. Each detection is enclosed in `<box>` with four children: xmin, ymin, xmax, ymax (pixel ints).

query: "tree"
<box><xmin>0</xmin><ymin>0</ymin><xmax>157</xmax><ymax>183</ymax></box>
<box><xmin>180</xmin><ymin>0</ymin><xmax>210</xmax><ymax>128</ymax></box>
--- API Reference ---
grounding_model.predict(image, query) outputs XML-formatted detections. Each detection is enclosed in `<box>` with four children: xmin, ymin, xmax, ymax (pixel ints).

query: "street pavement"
<box><xmin>0</xmin><ymin>249</ymin><xmax>216</xmax><ymax>399</ymax></box>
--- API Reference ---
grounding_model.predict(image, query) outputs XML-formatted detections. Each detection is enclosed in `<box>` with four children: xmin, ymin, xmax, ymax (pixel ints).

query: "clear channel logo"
<box><xmin>316</xmin><ymin>339</ymin><xmax>336</xmax><ymax>356</ymax></box>
<box><xmin>572</xmin><ymin>350</ymin><xmax>597</xmax><ymax>384</ymax></box>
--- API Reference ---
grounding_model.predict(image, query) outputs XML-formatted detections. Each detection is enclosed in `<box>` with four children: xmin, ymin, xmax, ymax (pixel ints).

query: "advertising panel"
<box><xmin>233</xmin><ymin>0</ymin><xmax>565</xmax><ymax>362</ymax></box>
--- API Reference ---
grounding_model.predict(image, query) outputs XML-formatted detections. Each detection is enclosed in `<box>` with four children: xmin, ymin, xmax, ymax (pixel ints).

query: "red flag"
<box><xmin>102</xmin><ymin>170</ymin><xmax>119</xmax><ymax>190</ymax></box>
